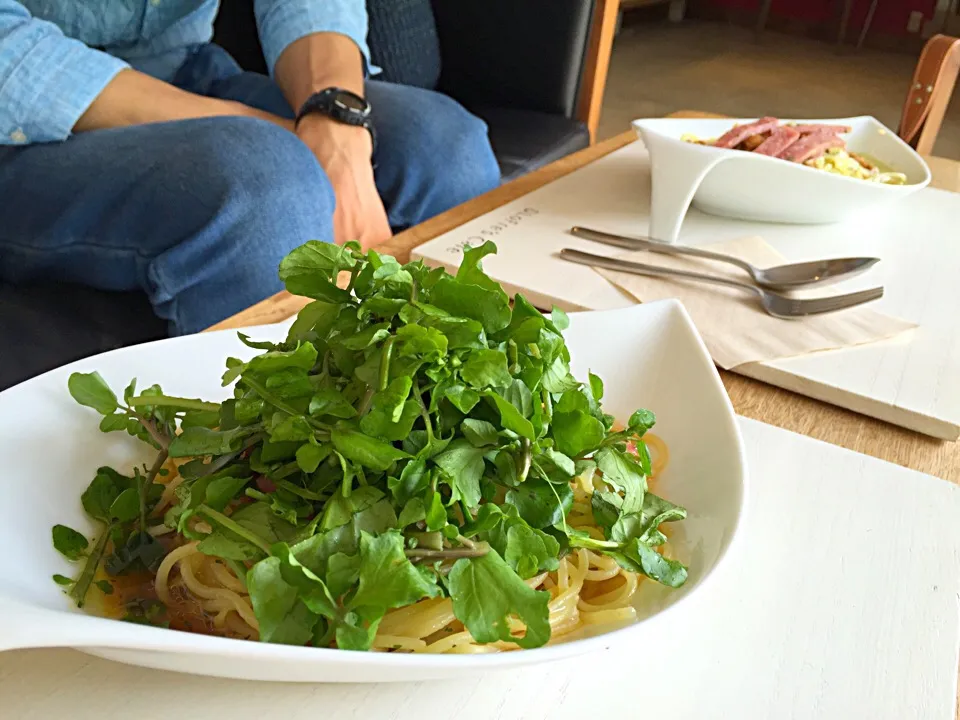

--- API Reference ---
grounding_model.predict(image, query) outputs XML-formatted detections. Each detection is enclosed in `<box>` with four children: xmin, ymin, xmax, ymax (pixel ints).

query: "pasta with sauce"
<box><xmin>54</xmin><ymin>240</ymin><xmax>689</xmax><ymax>653</ymax></box>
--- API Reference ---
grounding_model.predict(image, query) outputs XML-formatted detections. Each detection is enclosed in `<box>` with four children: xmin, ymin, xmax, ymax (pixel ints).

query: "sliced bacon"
<box><xmin>849</xmin><ymin>151</ymin><xmax>875</xmax><ymax>171</ymax></box>
<box><xmin>256</xmin><ymin>475</ymin><xmax>277</xmax><ymax>493</ymax></box>
<box><xmin>712</xmin><ymin>117</ymin><xmax>779</xmax><ymax>148</ymax></box>
<box><xmin>790</xmin><ymin>123</ymin><xmax>853</xmax><ymax>135</ymax></box>
<box><xmin>780</xmin><ymin>132</ymin><xmax>845</xmax><ymax>163</ymax></box>
<box><xmin>740</xmin><ymin>133</ymin><xmax>767</xmax><ymax>151</ymax></box>
<box><xmin>753</xmin><ymin>126</ymin><xmax>801</xmax><ymax>157</ymax></box>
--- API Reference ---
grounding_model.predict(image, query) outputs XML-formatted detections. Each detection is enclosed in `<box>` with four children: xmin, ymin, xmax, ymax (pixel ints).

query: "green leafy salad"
<box><xmin>53</xmin><ymin>240</ymin><xmax>687</xmax><ymax>651</ymax></box>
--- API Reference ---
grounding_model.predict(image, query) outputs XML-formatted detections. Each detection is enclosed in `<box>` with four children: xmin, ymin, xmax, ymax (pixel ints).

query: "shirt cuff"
<box><xmin>0</xmin><ymin>28</ymin><xmax>128</xmax><ymax>145</ymax></box>
<box><xmin>255</xmin><ymin>1</ymin><xmax>373</xmax><ymax>77</ymax></box>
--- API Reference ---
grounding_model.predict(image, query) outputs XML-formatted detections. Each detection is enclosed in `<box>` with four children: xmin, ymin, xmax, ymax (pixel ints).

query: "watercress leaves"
<box><xmin>58</xmin><ymin>240</ymin><xmax>690</xmax><ymax>652</ymax></box>
<box><xmin>448</xmin><ymin>550</ymin><xmax>551</xmax><ymax>649</ymax></box>
<box><xmin>278</xmin><ymin>241</ymin><xmax>355</xmax><ymax>301</ymax></box>
<box><xmin>52</xmin><ymin>525</ymin><xmax>88</xmax><ymax>560</ymax></box>
<box><xmin>596</xmin><ymin>447</ymin><xmax>647</xmax><ymax>514</ymax></box>
<box><xmin>613</xmin><ymin>540</ymin><xmax>688</xmax><ymax>588</ymax></box>
<box><xmin>68</xmin><ymin>372</ymin><xmax>118</xmax><ymax>415</ymax></box>
<box><xmin>483</xmin><ymin>390</ymin><xmax>535</xmax><ymax>440</ymax></box>
<box><xmin>331</xmin><ymin>426</ymin><xmax>409</xmax><ymax>472</ymax></box>
<box><xmin>460</xmin><ymin>349</ymin><xmax>512</xmax><ymax>389</ymax></box>
<box><xmin>461</xmin><ymin>419</ymin><xmax>499</xmax><ymax>448</ymax></box>
<box><xmin>247</xmin><ymin>557</ymin><xmax>321</xmax><ymax>645</ymax></box>
<box><xmin>350</xmin><ymin>531</ymin><xmax>440</xmax><ymax>611</ymax></box>
<box><xmin>433</xmin><ymin>439</ymin><xmax>485</xmax><ymax>509</ymax></box>
<box><xmin>506</xmin><ymin>476</ymin><xmax>574</xmax><ymax>529</ymax></box>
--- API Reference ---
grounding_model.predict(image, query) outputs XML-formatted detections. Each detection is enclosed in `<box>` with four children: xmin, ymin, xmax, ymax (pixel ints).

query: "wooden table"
<box><xmin>211</xmin><ymin>117</ymin><xmax>960</xmax><ymax>488</ymax></box>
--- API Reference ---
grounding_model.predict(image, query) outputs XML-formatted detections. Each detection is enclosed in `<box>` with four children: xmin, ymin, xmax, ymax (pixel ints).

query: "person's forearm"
<box><xmin>273</xmin><ymin>32</ymin><xmax>365</xmax><ymax>112</ymax></box>
<box><xmin>74</xmin><ymin>68</ymin><xmax>293</xmax><ymax>134</ymax></box>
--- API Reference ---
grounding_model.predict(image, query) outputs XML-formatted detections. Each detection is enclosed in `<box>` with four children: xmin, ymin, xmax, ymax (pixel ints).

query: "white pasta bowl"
<box><xmin>0</xmin><ymin>299</ymin><xmax>746</xmax><ymax>682</ymax></box>
<box><xmin>633</xmin><ymin>116</ymin><xmax>931</xmax><ymax>243</ymax></box>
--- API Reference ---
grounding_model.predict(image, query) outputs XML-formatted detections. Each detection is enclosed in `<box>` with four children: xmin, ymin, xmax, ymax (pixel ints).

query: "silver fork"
<box><xmin>559</xmin><ymin>248</ymin><xmax>883</xmax><ymax>319</ymax></box>
<box><xmin>570</xmin><ymin>226</ymin><xmax>880</xmax><ymax>290</ymax></box>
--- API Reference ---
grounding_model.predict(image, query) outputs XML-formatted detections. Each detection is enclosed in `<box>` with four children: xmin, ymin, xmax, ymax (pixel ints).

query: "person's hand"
<box><xmin>295</xmin><ymin>115</ymin><xmax>391</xmax><ymax>249</ymax></box>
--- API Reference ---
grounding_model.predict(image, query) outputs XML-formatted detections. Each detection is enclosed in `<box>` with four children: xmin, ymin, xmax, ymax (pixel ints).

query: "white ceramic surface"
<box><xmin>633</xmin><ymin>116</ymin><xmax>931</xmax><ymax>242</ymax></box>
<box><xmin>0</xmin><ymin>300</ymin><xmax>746</xmax><ymax>682</ymax></box>
<box><xmin>2</xmin><ymin>419</ymin><xmax>960</xmax><ymax>719</ymax></box>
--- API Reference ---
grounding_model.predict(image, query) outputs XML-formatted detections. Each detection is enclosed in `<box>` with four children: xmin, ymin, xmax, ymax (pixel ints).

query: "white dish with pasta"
<box><xmin>633</xmin><ymin>115</ymin><xmax>931</xmax><ymax>243</ymax></box>
<box><xmin>0</xmin><ymin>299</ymin><xmax>745</xmax><ymax>682</ymax></box>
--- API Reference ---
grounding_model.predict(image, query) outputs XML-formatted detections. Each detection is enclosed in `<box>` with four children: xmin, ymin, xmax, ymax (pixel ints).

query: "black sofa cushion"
<box><xmin>367</xmin><ymin>0</ymin><xmax>441</xmax><ymax>89</ymax></box>
<box><xmin>431</xmin><ymin>0</ymin><xmax>594</xmax><ymax>118</ymax></box>
<box><xmin>475</xmin><ymin>107</ymin><xmax>590</xmax><ymax>181</ymax></box>
<box><xmin>0</xmin><ymin>282</ymin><xmax>167</xmax><ymax>390</ymax></box>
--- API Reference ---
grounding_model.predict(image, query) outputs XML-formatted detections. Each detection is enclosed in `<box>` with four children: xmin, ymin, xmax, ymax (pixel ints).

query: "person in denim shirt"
<box><xmin>0</xmin><ymin>1</ymin><xmax>501</xmax><ymax>334</ymax></box>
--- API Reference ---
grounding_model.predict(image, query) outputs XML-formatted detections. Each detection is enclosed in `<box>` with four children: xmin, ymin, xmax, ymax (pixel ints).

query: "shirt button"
<box><xmin>9</xmin><ymin>128</ymin><xmax>27</xmax><ymax>144</ymax></box>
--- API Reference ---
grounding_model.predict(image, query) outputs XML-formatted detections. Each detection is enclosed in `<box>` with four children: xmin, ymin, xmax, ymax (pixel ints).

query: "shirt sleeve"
<box><xmin>0</xmin><ymin>1</ymin><xmax>129</xmax><ymax>145</ymax></box>
<box><xmin>254</xmin><ymin>0</ymin><xmax>371</xmax><ymax>76</ymax></box>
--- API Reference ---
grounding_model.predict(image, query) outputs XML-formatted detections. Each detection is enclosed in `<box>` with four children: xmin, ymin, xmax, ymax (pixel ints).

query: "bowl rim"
<box><xmin>632</xmin><ymin>115</ymin><xmax>932</xmax><ymax>189</ymax></box>
<box><xmin>0</xmin><ymin>300</ymin><xmax>748</xmax><ymax>671</ymax></box>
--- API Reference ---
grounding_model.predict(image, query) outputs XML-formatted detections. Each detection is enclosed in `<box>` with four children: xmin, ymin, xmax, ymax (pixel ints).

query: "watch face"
<box><xmin>334</xmin><ymin>92</ymin><xmax>368</xmax><ymax>113</ymax></box>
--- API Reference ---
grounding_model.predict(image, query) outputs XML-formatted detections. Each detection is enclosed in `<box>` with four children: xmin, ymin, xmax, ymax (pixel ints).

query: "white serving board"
<box><xmin>1</xmin><ymin>418</ymin><xmax>958</xmax><ymax>719</ymax></box>
<box><xmin>412</xmin><ymin>141</ymin><xmax>960</xmax><ymax>440</ymax></box>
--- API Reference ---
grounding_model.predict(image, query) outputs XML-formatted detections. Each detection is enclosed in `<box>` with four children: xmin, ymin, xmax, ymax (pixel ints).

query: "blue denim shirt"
<box><xmin>0</xmin><ymin>0</ymin><xmax>369</xmax><ymax>145</ymax></box>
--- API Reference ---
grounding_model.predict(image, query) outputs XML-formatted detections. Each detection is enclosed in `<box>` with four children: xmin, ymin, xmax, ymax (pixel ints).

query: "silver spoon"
<box><xmin>570</xmin><ymin>226</ymin><xmax>880</xmax><ymax>291</ymax></box>
<box><xmin>560</xmin><ymin>248</ymin><xmax>883</xmax><ymax>319</ymax></box>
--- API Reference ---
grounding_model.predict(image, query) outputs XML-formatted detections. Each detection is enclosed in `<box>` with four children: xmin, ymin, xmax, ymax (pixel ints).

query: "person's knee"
<box><xmin>147</xmin><ymin>117</ymin><xmax>336</xmax><ymax>334</ymax></box>
<box><xmin>429</xmin><ymin>103</ymin><xmax>501</xmax><ymax>206</ymax></box>
<box><xmin>379</xmin><ymin>93</ymin><xmax>501</xmax><ymax>223</ymax></box>
<box><xmin>189</xmin><ymin>117</ymin><xmax>334</xmax><ymax>216</ymax></box>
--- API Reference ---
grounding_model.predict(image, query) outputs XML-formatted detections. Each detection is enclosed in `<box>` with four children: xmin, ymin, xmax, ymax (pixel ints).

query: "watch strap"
<box><xmin>295</xmin><ymin>88</ymin><xmax>377</xmax><ymax>158</ymax></box>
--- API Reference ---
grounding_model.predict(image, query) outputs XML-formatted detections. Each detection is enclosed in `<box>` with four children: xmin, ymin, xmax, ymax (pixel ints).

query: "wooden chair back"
<box><xmin>899</xmin><ymin>34</ymin><xmax>960</xmax><ymax>156</ymax></box>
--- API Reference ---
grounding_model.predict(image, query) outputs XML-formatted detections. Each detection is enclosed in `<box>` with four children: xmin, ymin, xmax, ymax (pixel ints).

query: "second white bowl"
<box><xmin>633</xmin><ymin>116</ymin><xmax>931</xmax><ymax>242</ymax></box>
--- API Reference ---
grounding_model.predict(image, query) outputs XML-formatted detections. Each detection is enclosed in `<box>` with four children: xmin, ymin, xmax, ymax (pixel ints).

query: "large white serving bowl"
<box><xmin>633</xmin><ymin>116</ymin><xmax>931</xmax><ymax>242</ymax></box>
<box><xmin>0</xmin><ymin>299</ymin><xmax>746</xmax><ymax>682</ymax></box>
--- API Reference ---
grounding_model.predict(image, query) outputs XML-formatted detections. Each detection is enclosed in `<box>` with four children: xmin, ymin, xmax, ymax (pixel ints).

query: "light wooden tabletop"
<box><xmin>211</xmin><ymin>115</ymin><xmax>960</xmax><ymax>488</ymax></box>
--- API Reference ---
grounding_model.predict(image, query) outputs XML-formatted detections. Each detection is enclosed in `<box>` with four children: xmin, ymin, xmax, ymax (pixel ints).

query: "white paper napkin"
<box><xmin>593</xmin><ymin>236</ymin><xmax>917</xmax><ymax>369</ymax></box>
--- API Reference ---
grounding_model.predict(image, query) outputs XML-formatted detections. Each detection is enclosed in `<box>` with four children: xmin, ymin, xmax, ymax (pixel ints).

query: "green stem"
<box><xmin>130</xmin><ymin>412</ymin><xmax>171</xmax><ymax>450</ymax></box>
<box><xmin>517</xmin><ymin>438</ymin><xmax>532</xmax><ymax>484</ymax></box>
<box><xmin>406</xmin><ymin>530</ymin><xmax>443</xmax><ymax>550</ymax></box>
<box><xmin>378</xmin><ymin>336</ymin><xmax>396</xmax><ymax>392</ymax></box>
<box><xmin>335</xmin><ymin>452</ymin><xmax>353</xmax><ymax>499</ymax></box>
<box><xmin>271</xmin><ymin>462</ymin><xmax>302</xmax><ymax>480</ymax></box>
<box><xmin>70</xmin><ymin>524</ymin><xmax>113</xmax><ymax>608</ymax></box>
<box><xmin>240</xmin><ymin>377</ymin><xmax>300</xmax><ymax>417</ymax></box>
<box><xmin>242</xmin><ymin>377</ymin><xmax>327</xmax><ymax>432</ymax></box>
<box><xmin>568</xmin><ymin>535</ymin><xmax>620</xmax><ymax>550</ymax></box>
<box><xmin>274</xmin><ymin>478</ymin><xmax>326</xmax><ymax>501</ymax></box>
<box><xmin>346</xmin><ymin>265</ymin><xmax>360</xmax><ymax>295</ymax></box>
<box><xmin>405</xmin><ymin>544</ymin><xmax>489</xmax><ymax>560</ymax></box>
<box><xmin>197</xmin><ymin>433</ymin><xmax>263</xmax><ymax>477</ymax></box>
<box><xmin>456</xmin><ymin>533</ymin><xmax>477</xmax><ymax>550</ymax></box>
<box><xmin>541</xmin><ymin>388</ymin><xmax>553</xmax><ymax>427</ymax></box>
<box><xmin>128</xmin><ymin>395</ymin><xmax>220</xmax><ymax>412</ymax></box>
<box><xmin>197</xmin><ymin>504</ymin><xmax>271</xmax><ymax>555</ymax></box>
<box><xmin>357</xmin><ymin>387</ymin><xmax>375</xmax><ymax>417</ymax></box>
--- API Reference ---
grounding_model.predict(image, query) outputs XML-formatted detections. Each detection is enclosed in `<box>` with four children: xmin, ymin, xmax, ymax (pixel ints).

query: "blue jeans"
<box><xmin>0</xmin><ymin>45</ymin><xmax>501</xmax><ymax>334</ymax></box>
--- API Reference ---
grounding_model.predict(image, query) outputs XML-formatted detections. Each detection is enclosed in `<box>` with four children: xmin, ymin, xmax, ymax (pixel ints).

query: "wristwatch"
<box><xmin>295</xmin><ymin>88</ymin><xmax>376</xmax><ymax>156</ymax></box>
